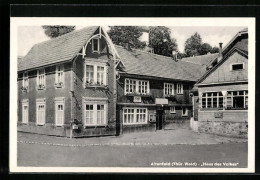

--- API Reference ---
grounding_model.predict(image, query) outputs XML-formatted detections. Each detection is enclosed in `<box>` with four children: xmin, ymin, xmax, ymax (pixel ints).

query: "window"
<box><xmin>177</xmin><ymin>83</ymin><xmax>183</xmax><ymax>94</ymax></box>
<box><xmin>22</xmin><ymin>72</ymin><xmax>29</xmax><ymax>92</ymax></box>
<box><xmin>182</xmin><ymin>107</ymin><xmax>188</xmax><ymax>116</ymax></box>
<box><xmin>92</xmin><ymin>38</ymin><xmax>100</xmax><ymax>53</ymax></box>
<box><xmin>85</xmin><ymin>63</ymin><xmax>107</xmax><ymax>86</ymax></box>
<box><xmin>149</xmin><ymin>114</ymin><xmax>156</xmax><ymax>122</ymax></box>
<box><xmin>55</xmin><ymin>65</ymin><xmax>64</xmax><ymax>87</ymax></box>
<box><xmin>170</xmin><ymin>106</ymin><xmax>176</xmax><ymax>113</ymax></box>
<box><xmin>37</xmin><ymin>68</ymin><xmax>45</xmax><ymax>89</ymax></box>
<box><xmin>22</xmin><ymin>100</ymin><xmax>29</xmax><ymax>123</ymax></box>
<box><xmin>84</xmin><ymin>101</ymin><xmax>107</xmax><ymax>126</ymax></box>
<box><xmin>231</xmin><ymin>63</ymin><xmax>244</xmax><ymax>71</ymax></box>
<box><xmin>227</xmin><ymin>90</ymin><xmax>248</xmax><ymax>109</ymax></box>
<box><xmin>125</xmin><ymin>78</ymin><xmax>150</xmax><ymax>95</ymax></box>
<box><xmin>164</xmin><ymin>83</ymin><xmax>174</xmax><ymax>96</ymax></box>
<box><xmin>123</xmin><ymin>108</ymin><xmax>147</xmax><ymax>124</ymax></box>
<box><xmin>55</xmin><ymin>98</ymin><xmax>65</xmax><ymax>126</ymax></box>
<box><xmin>36</xmin><ymin>99</ymin><xmax>45</xmax><ymax>125</ymax></box>
<box><xmin>201</xmin><ymin>92</ymin><xmax>223</xmax><ymax>109</ymax></box>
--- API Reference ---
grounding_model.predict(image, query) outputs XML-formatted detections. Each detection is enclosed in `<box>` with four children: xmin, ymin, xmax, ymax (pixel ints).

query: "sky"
<box><xmin>18</xmin><ymin>26</ymin><xmax>246</xmax><ymax>56</ymax></box>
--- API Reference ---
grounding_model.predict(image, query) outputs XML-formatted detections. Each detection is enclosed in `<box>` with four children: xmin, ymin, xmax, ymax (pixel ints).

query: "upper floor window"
<box><xmin>227</xmin><ymin>90</ymin><xmax>248</xmax><ymax>110</ymax></box>
<box><xmin>22</xmin><ymin>72</ymin><xmax>29</xmax><ymax>92</ymax></box>
<box><xmin>125</xmin><ymin>78</ymin><xmax>150</xmax><ymax>95</ymax></box>
<box><xmin>92</xmin><ymin>38</ymin><xmax>100</xmax><ymax>53</ymax></box>
<box><xmin>37</xmin><ymin>68</ymin><xmax>45</xmax><ymax>90</ymax></box>
<box><xmin>202</xmin><ymin>92</ymin><xmax>223</xmax><ymax>109</ymax></box>
<box><xmin>231</xmin><ymin>63</ymin><xmax>244</xmax><ymax>71</ymax></box>
<box><xmin>177</xmin><ymin>83</ymin><xmax>183</xmax><ymax>94</ymax></box>
<box><xmin>164</xmin><ymin>83</ymin><xmax>174</xmax><ymax>96</ymax></box>
<box><xmin>84</xmin><ymin>62</ymin><xmax>107</xmax><ymax>87</ymax></box>
<box><xmin>55</xmin><ymin>65</ymin><xmax>64</xmax><ymax>88</ymax></box>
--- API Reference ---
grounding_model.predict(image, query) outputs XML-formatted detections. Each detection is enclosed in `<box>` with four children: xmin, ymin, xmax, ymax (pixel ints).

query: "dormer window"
<box><xmin>55</xmin><ymin>65</ymin><xmax>64</xmax><ymax>88</ymax></box>
<box><xmin>177</xmin><ymin>83</ymin><xmax>183</xmax><ymax>94</ymax></box>
<box><xmin>231</xmin><ymin>63</ymin><xmax>244</xmax><ymax>71</ymax></box>
<box><xmin>92</xmin><ymin>38</ymin><xmax>100</xmax><ymax>53</ymax></box>
<box><xmin>22</xmin><ymin>72</ymin><xmax>29</xmax><ymax>92</ymax></box>
<box><xmin>37</xmin><ymin>68</ymin><xmax>45</xmax><ymax>90</ymax></box>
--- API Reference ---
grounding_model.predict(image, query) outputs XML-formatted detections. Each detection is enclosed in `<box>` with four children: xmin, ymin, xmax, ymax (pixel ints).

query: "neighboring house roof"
<box><xmin>18</xmin><ymin>26</ymin><xmax>99</xmax><ymax>71</ymax></box>
<box><xmin>195</xmin><ymin>29</ymin><xmax>248</xmax><ymax>86</ymax></box>
<box><xmin>181</xmin><ymin>53</ymin><xmax>218</xmax><ymax>66</ymax></box>
<box><xmin>115</xmin><ymin>45</ymin><xmax>207</xmax><ymax>82</ymax></box>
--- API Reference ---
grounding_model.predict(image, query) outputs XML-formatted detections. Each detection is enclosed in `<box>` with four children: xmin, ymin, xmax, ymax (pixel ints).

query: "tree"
<box><xmin>211</xmin><ymin>46</ymin><xmax>220</xmax><ymax>53</ymax></box>
<box><xmin>108</xmin><ymin>26</ymin><xmax>146</xmax><ymax>49</ymax></box>
<box><xmin>199</xmin><ymin>43</ymin><xmax>212</xmax><ymax>55</ymax></box>
<box><xmin>148</xmin><ymin>26</ymin><xmax>178</xmax><ymax>57</ymax></box>
<box><xmin>42</xmin><ymin>26</ymin><xmax>75</xmax><ymax>38</ymax></box>
<box><xmin>184</xmin><ymin>32</ymin><xmax>202</xmax><ymax>57</ymax></box>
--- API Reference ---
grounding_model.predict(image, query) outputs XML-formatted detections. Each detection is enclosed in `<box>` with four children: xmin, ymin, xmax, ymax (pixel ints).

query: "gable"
<box><xmin>199</xmin><ymin>51</ymin><xmax>248</xmax><ymax>85</ymax></box>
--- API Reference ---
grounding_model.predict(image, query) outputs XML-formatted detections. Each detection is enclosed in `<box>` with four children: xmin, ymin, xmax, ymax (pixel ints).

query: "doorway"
<box><xmin>156</xmin><ymin>110</ymin><xmax>164</xmax><ymax>130</ymax></box>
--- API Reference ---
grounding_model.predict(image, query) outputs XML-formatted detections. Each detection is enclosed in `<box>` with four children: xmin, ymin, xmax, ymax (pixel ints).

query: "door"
<box><xmin>156</xmin><ymin>110</ymin><xmax>164</xmax><ymax>130</ymax></box>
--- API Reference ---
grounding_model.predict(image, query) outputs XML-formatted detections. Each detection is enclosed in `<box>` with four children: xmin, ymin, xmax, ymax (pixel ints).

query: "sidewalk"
<box><xmin>18</xmin><ymin>128</ymin><xmax>247</xmax><ymax>147</ymax></box>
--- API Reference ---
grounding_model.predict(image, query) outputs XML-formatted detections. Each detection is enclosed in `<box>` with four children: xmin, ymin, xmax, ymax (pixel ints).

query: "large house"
<box><xmin>190</xmin><ymin>28</ymin><xmax>248</xmax><ymax>138</ymax></box>
<box><xmin>17</xmin><ymin>26</ymin><xmax>248</xmax><ymax>138</ymax></box>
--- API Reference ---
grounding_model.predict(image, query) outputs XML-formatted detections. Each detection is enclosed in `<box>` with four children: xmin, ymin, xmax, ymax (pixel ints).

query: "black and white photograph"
<box><xmin>9</xmin><ymin>18</ymin><xmax>255</xmax><ymax>173</ymax></box>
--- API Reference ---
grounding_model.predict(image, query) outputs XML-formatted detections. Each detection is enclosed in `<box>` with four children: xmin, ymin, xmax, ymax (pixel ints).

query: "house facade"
<box><xmin>17</xmin><ymin>26</ymin><xmax>207</xmax><ymax>137</ymax></box>
<box><xmin>190</xmin><ymin>28</ymin><xmax>248</xmax><ymax>138</ymax></box>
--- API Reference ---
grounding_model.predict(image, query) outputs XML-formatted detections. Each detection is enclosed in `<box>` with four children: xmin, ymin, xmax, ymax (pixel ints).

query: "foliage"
<box><xmin>184</xmin><ymin>32</ymin><xmax>220</xmax><ymax>57</ymax></box>
<box><xmin>108</xmin><ymin>26</ymin><xmax>146</xmax><ymax>49</ymax></box>
<box><xmin>42</xmin><ymin>26</ymin><xmax>75</xmax><ymax>38</ymax></box>
<box><xmin>149</xmin><ymin>26</ymin><xmax>178</xmax><ymax>57</ymax></box>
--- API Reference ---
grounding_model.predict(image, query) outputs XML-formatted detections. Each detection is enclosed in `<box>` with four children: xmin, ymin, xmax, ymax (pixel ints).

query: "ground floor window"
<box><xmin>84</xmin><ymin>101</ymin><xmax>107</xmax><ymax>126</ymax></box>
<box><xmin>36</xmin><ymin>99</ymin><xmax>46</xmax><ymax>125</ymax></box>
<box><xmin>182</xmin><ymin>107</ymin><xmax>188</xmax><ymax>116</ymax></box>
<box><xmin>55</xmin><ymin>97</ymin><xmax>65</xmax><ymax>126</ymax></box>
<box><xmin>201</xmin><ymin>92</ymin><xmax>223</xmax><ymax>109</ymax></box>
<box><xmin>22</xmin><ymin>100</ymin><xmax>29</xmax><ymax>123</ymax></box>
<box><xmin>170</xmin><ymin>106</ymin><xmax>176</xmax><ymax>113</ymax></box>
<box><xmin>123</xmin><ymin>108</ymin><xmax>147</xmax><ymax>125</ymax></box>
<box><xmin>227</xmin><ymin>90</ymin><xmax>248</xmax><ymax>109</ymax></box>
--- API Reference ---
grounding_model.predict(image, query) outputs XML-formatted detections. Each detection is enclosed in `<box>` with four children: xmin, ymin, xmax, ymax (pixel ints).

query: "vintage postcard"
<box><xmin>10</xmin><ymin>17</ymin><xmax>255</xmax><ymax>173</ymax></box>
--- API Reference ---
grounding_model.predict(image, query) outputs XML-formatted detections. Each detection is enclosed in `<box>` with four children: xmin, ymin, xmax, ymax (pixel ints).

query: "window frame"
<box><xmin>226</xmin><ymin>90</ymin><xmax>248</xmax><ymax>109</ymax></box>
<box><xmin>55</xmin><ymin>97</ymin><xmax>65</xmax><ymax>126</ymax></box>
<box><xmin>37</xmin><ymin>68</ymin><xmax>46</xmax><ymax>90</ymax></box>
<box><xmin>92</xmin><ymin>38</ymin><xmax>100</xmax><ymax>53</ymax></box>
<box><xmin>182</xmin><ymin>107</ymin><xmax>188</xmax><ymax>116</ymax></box>
<box><xmin>22</xmin><ymin>99</ymin><xmax>29</xmax><ymax>124</ymax></box>
<box><xmin>124</xmin><ymin>78</ymin><xmax>150</xmax><ymax>95</ymax></box>
<box><xmin>36</xmin><ymin>99</ymin><xmax>46</xmax><ymax>125</ymax></box>
<box><xmin>55</xmin><ymin>64</ymin><xmax>64</xmax><ymax>88</ymax></box>
<box><xmin>176</xmin><ymin>83</ymin><xmax>183</xmax><ymax>94</ymax></box>
<box><xmin>170</xmin><ymin>106</ymin><xmax>176</xmax><ymax>114</ymax></box>
<box><xmin>164</xmin><ymin>83</ymin><xmax>174</xmax><ymax>97</ymax></box>
<box><xmin>230</xmin><ymin>63</ymin><xmax>245</xmax><ymax>71</ymax></box>
<box><xmin>84</xmin><ymin>61</ymin><xmax>107</xmax><ymax>87</ymax></box>
<box><xmin>123</xmin><ymin>107</ymin><xmax>148</xmax><ymax>125</ymax></box>
<box><xmin>201</xmin><ymin>92</ymin><xmax>224</xmax><ymax>109</ymax></box>
<box><xmin>22</xmin><ymin>72</ymin><xmax>29</xmax><ymax>92</ymax></box>
<box><xmin>83</xmin><ymin>99</ymin><xmax>108</xmax><ymax>126</ymax></box>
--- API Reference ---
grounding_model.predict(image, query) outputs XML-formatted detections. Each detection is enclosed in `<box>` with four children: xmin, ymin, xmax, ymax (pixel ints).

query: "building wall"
<box><xmin>72</xmin><ymin>34</ymin><xmax>117</xmax><ymax>137</ymax></box>
<box><xmin>17</xmin><ymin>62</ymin><xmax>72</xmax><ymax>136</ymax></box>
<box><xmin>202</xmin><ymin>51</ymin><xmax>248</xmax><ymax>84</ymax></box>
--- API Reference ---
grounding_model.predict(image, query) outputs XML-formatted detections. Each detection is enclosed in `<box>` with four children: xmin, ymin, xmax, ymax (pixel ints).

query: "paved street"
<box><xmin>17</xmin><ymin>129</ymin><xmax>248</xmax><ymax>168</ymax></box>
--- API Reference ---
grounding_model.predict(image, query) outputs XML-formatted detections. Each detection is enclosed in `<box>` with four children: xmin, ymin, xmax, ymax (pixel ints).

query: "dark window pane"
<box><xmin>232</xmin><ymin>64</ymin><xmax>243</xmax><ymax>70</ymax></box>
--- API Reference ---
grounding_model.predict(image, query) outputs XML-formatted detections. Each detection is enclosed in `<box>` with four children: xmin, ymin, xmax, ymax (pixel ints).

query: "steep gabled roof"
<box><xmin>18</xmin><ymin>26</ymin><xmax>99</xmax><ymax>71</ymax></box>
<box><xmin>181</xmin><ymin>53</ymin><xmax>218</xmax><ymax>66</ymax></box>
<box><xmin>115</xmin><ymin>45</ymin><xmax>207</xmax><ymax>82</ymax></box>
<box><xmin>196</xmin><ymin>29</ymin><xmax>248</xmax><ymax>86</ymax></box>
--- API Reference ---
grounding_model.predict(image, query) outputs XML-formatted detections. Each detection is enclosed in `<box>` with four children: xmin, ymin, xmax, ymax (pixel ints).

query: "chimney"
<box><xmin>126</xmin><ymin>42</ymin><xmax>131</xmax><ymax>51</ymax></box>
<box><xmin>217</xmin><ymin>42</ymin><xmax>223</xmax><ymax>62</ymax></box>
<box><xmin>172</xmin><ymin>50</ymin><xmax>178</xmax><ymax>61</ymax></box>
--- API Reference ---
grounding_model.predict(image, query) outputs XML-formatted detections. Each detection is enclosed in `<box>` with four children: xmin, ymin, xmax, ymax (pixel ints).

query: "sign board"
<box><xmin>155</xmin><ymin>98</ymin><xmax>168</xmax><ymax>105</ymax></box>
<box><xmin>133</xmin><ymin>96</ymin><xmax>142</xmax><ymax>103</ymax></box>
<box><xmin>214</xmin><ymin>112</ymin><xmax>223</xmax><ymax>118</ymax></box>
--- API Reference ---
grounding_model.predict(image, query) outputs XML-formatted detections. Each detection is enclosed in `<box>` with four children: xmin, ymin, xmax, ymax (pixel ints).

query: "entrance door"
<box><xmin>156</xmin><ymin>110</ymin><xmax>164</xmax><ymax>130</ymax></box>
